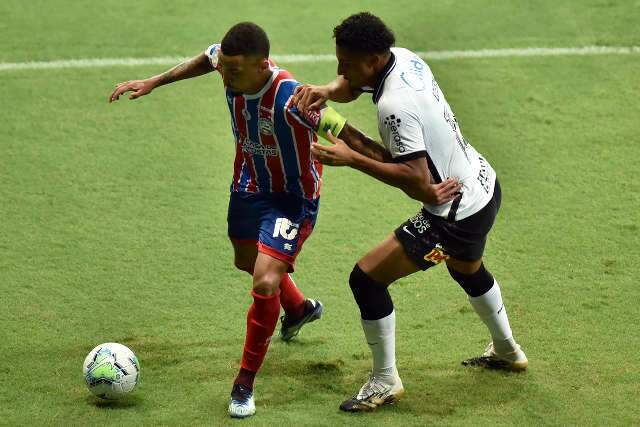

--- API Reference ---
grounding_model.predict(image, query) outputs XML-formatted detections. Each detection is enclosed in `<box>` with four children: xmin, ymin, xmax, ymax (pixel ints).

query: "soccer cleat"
<box><xmin>462</xmin><ymin>342</ymin><xmax>528</xmax><ymax>371</ymax></box>
<box><xmin>339</xmin><ymin>371</ymin><xmax>405</xmax><ymax>412</ymax></box>
<box><xmin>228</xmin><ymin>384</ymin><xmax>256</xmax><ymax>418</ymax></box>
<box><xmin>279</xmin><ymin>299</ymin><xmax>324</xmax><ymax>342</ymax></box>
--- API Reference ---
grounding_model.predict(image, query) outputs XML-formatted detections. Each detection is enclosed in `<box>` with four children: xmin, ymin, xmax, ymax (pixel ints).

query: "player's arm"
<box><xmin>313</xmin><ymin>133</ymin><xmax>460</xmax><ymax>205</ymax></box>
<box><xmin>337</xmin><ymin>124</ymin><xmax>392</xmax><ymax>164</ymax></box>
<box><xmin>292</xmin><ymin>103</ymin><xmax>390</xmax><ymax>163</ymax></box>
<box><xmin>292</xmin><ymin>75</ymin><xmax>360</xmax><ymax>112</ymax></box>
<box><xmin>152</xmin><ymin>53</ymin><xmax>214</xmax><ymax>87</ymax></box>
<box><xmin>109</xmin><ymin>53</ymin><xmax>214</xmax><ymax>102</ymax></box>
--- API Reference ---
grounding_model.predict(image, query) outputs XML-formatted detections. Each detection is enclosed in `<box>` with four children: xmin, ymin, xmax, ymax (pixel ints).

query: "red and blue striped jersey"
<box><xmin>205</xmin><ymin>44</ymin><xmax>322</xmax><ymax>200</ymax></box>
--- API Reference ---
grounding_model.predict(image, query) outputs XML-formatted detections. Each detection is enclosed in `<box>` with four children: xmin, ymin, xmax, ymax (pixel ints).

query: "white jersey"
<box><xmin>371</xmin><ymin>47</ymin><xmax>496</xmax><ymax>221</ymax></box>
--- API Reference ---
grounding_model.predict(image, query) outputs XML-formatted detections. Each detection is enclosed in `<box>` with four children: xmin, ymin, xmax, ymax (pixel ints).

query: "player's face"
<box><xmin>218</xmin><ymin>53</ymin><xmax>269</xmax><ymax>93</ymax></box>
<box><xmin>335</xmin><ymin>46</ymin><xmax>379</xmax><ymax>89</ymax></box>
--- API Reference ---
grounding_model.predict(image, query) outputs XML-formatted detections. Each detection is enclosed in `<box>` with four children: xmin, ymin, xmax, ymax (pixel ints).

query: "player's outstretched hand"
<box><xmin>293</xmin><ymin>84</ymin><xmax>330</xmax><ymax>113</ymax></box>
<box><xmin>427</xmin><ymin>178</ymin><xmax>462</xmax><ymax>205</ymax></box>
<box><xmin>311</xmin><ymin>130</ymin><xmax>354</xmax><ymax>166</ymax></box>
<box><xmin>109</xmin><ymin>79</ymin><xmax>156</xmax><ymax>103</ymax></box>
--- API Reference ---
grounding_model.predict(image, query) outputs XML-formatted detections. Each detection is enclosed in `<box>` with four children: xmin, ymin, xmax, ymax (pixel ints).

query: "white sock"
<box><xmin>468</xmin><ymin>280</ymin><xmax>517</xmax><ymax>353</ymax></box>
<box><xmin>361</xmin><ymin>311</ymin><xmax>396</xmax><ymax>381</ymax></box>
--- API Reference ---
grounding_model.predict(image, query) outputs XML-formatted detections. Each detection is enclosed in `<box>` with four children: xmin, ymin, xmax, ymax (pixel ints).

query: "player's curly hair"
<box><xmin>333</xmin><ymin>12</ymin><xmax>395</xmax><ymax>54</ymax></box>
<box><xmin>221</xmin><ymin>22</ymin><xmax>270</xmax><ymax>58</ymax></box>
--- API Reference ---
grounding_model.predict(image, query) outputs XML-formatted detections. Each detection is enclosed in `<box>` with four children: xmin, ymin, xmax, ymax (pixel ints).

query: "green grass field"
<box><xmin>1</xmin><ymin>1</ymin><xmax>639</xmax><ymax>425</ymax></box>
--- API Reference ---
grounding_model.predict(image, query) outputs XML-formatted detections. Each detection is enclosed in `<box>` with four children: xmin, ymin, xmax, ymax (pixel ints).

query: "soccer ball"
<box><xmin>83</xmin><ymin>343</ymin><xmax>140</xmax><ymax>399</ymax></box>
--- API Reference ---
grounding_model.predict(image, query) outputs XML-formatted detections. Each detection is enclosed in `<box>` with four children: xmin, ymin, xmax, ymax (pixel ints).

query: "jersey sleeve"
<box><xmin>204</xmin><ymin>43</ymin><xmax>222</xmax><ymax>72</ymax></box>
<box><xmin>287</xmin><ymin>102</ymin><xmax>347</xmax><ymax>142</ymax></box>
<box><xmin>378</xmin><ymin>100</ymin><xmax>426</xmax><ymax>161</ymax></box>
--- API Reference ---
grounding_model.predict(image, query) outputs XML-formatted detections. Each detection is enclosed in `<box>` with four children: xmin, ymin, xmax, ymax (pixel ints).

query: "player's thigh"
<box><xmin>252</xmin><ymin>251</ymin><xmax>289</xmax><ymax>295</ymax></box>
<box><xmin>227</xmin><ymin>192</ymin><xmax>262</xmax><ymax>242</ymax></box>
<box><xmin>357</xmin><ymin>234</ymin><xmax>421</xmax><ymax>285</ymax></box>
<box><xmin>227</xmin><ymin>192</ymin><xmax>262</xmax><ymax>270</ymax></box>
<box><xmin>257</xmin><ymin>194</ymin><xmax>318</xmax><ymax>273</ymax></box>
<box><xmin>232</xmin><ymin>241</ymin><xmax>258</xmax><ymax>273</ymax></box>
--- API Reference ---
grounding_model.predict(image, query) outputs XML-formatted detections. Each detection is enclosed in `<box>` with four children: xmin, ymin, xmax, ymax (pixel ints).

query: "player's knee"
<box><xmin>349</xmin><ymin>264</ymin><xmax>394</xmax><ymax>320</ymax></box>
<box><xmin>252</xmin><ymin>270</ymin><xmax>282</xmax><ymax>296</ymax></box>
<box><xmin>447</xmin><ymin>263</ymin><xmax>494</xmax><ymax>297</ymax></box>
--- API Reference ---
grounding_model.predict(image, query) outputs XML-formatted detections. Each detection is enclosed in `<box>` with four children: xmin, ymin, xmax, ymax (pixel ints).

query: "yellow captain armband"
<box><xmin>315</xmin><ymin>106</ymin><xmax>347</xmax><ymax>143</ymax></box>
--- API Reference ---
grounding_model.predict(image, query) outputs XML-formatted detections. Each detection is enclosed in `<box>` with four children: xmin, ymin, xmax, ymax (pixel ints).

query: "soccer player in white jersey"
<box><xmin>293</xmin><ymin>12</ymin><xmax>528</xmax><ymax>412</ymax></box>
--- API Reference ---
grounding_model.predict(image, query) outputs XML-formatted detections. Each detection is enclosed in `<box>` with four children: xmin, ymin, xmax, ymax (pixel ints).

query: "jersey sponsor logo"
<box><xmin>424</xmin><ymin>245</ymin><xmax>449</xmax><ymax>264</ymax></box>
<box><xmin>431</xmin><ymin>78</ymin><xmax>440</xmax><ymax>101</ymax></box>
<box><xmin>241</xmin><ymin>137</ymin><xmax>278</xmax><ymax>157</ymax></box>
<box><xmin>409</xmin><ymin>211</ymin><xmax>431</xmax><ymax>234</ymax></box>
<box><xmin>443</xmin><ymin>106</ymin><xmax>470</xmax><ymax>162</ymax></box>
<box><xmin>477</xmin><ymin>156</ymin><xmax>491</xmax><ymax>194</ymax></box>
<box><xmin>273</xmin><ymin>217</ymin><xmax>299</xmax><ymax>240</ymax></box>
<box><xmin>399</xmin><ymin>55</ymin><xmax>427</xmax><ymax>91</ymax></box>
<box><xmin>383</xmin><ymin>114</ymin><xmax>405</xmax><ymax>153</ymax></box>
<box><xmin>302</xmin><ymin>108</ymin><xmax>321</xmax><ymax>130</ymax></box>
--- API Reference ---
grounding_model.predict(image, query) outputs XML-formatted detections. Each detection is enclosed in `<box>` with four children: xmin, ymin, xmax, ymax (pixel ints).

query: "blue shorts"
<box><xmin>227</xmin><ymin>192</ymin><xmax>320</xmax><ymax>272</ymax></box>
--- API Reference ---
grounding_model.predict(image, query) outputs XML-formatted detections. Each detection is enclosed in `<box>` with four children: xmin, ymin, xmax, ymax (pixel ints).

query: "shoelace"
<box><xmin>357</xmin><ymin>375</ymin><xmax>389</xmax><ymax>400</ymax></box>
<box><xmin>483</xmin><ymin>342</ymin><xmax>495</xmax><ymax>357</ymax></box>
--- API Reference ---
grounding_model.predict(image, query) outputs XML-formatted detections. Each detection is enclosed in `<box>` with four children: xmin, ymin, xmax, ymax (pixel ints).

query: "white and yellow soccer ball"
<box><xmin>83</xmin><ymin>343</ymin><xmax>140</xmax><ymax>399</ymax></box>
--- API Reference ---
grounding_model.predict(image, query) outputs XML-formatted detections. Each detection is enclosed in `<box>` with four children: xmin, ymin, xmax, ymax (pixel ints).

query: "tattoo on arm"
<box><xmin>156</xmin><ymin>53</ymin><xmax>214</xmax><ymax>86</ymax></box>
<box><xmin>338</xmin><ymin>123</ymin><xmax>392</xmax><ymax>163</ymax></box>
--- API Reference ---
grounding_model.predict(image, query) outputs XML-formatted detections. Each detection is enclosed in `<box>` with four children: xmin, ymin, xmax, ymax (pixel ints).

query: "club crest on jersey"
<box><xmin>259</xmin><ymin>118</ymin><xmax>274</xmax><ymax>135</ymax></box>
<box><xmin>424</xmin><ymin>244</ymin><xmax>449</xmax><ymax>264</ymax></box>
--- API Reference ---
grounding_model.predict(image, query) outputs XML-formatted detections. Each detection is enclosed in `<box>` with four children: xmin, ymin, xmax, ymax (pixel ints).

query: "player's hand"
<box><xmin>293</xmin><ymin>84</ymin><xmax>330</xmax><ymax>113</ymax></box>
<box><xmin>425</xmin><ymin>178</ymin><xmax>462</xmax><ymax>205</ymax></box>
<box><xmin>311</xmin><ymin>130</ymin><xmax>355</xmax><ymax>166</ymax></box>
<box><xmin>109</xmin><ymin>79</ymin><xmax>156</xmax><ymax>103</ymax></box>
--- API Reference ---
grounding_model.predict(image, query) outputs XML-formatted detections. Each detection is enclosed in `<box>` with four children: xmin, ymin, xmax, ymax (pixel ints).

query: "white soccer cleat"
<box><xmin>339</xmin><ymin>370</ymin><xmax>405</xmax><ymax>412</ymax></box>
<box><xmin>228</xmin><ymin>384</ymin><xmax>256</xmax><ymax>418</ymax></box>
<box><xmin>462</xmin><ymin>341</ymin><xmax>528</xmax><ymax>371</ymax></box>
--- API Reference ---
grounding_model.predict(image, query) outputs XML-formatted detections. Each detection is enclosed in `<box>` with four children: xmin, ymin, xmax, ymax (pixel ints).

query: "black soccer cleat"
<box><xmin>279</xmin><ymin>299</ymin><xmax>323</xmax><ymax>342</ymax></box>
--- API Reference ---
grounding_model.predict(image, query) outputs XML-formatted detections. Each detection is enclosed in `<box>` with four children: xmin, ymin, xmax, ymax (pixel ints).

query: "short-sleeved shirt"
<box><xmin>368</xmin><ymin>47</ymin><xmax>496</xmax><ymax>221</ymax></box>
<box><xmin>205</xmin><ymin>44</ymin><xmax>322</xmax><ymax>201</ymax></box>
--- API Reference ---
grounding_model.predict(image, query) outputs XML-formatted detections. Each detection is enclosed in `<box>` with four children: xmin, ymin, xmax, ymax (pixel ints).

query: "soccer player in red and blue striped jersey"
<box><xmin>109</xmin><ymin>22</ymin><xmax>350</xmax><ymax>418</ymax></box>
<box><xmin>210</xmin><ymin>42</ymin><xmax>323</xmax><ymax>201</ymax></box>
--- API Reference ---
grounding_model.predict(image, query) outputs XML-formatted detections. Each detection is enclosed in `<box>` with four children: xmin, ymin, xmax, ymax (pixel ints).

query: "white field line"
<box><xmin>0</xmin><ymin>46</ymin><xmax>638</xmax><ymax>72</ymax></box>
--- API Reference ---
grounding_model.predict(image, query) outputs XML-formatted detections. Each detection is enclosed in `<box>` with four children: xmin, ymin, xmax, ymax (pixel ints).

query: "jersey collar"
<box><xmin>243</xmin><ymin>70</ymin><xmax>279</xmax><ymax>100</ymax></box>
<box><xmin>370</xmin><ymin>51</ymin><xmax>396</xmax><ymax>104</ymax></box>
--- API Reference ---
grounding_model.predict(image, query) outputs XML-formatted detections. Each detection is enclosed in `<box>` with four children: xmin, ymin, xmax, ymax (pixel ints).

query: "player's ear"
<box><xmin>364</xmin><ymin>53</ymin><xmax>378</xmax><ymax>69</ymax></box>
<box><xmin>372</xmin><ymin>53</ymin><xmax>385</xmax><ymax>67</ymax></box>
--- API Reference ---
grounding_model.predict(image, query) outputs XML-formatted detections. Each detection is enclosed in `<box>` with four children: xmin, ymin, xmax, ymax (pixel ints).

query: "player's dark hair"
<box><xmin>333</xmin><ymin>12</ymin><xmax>395</xmax><ymax>54</ymax></box>
<box><xmin>221</xmin><ymin>22</ymin><xmax>270</xmax><ymax>58</ymax></box>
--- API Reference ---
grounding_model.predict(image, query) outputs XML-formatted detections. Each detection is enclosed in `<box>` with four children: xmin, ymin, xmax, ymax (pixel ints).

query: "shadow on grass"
<box><xmin>261</xmin><ymin>343</ymin><xmax>536</xmax><ymax>420</ymax></box>
<box><xmin>86</xmin><ymin>394</ymin><xmax>142</xmax><ymax>409</ymax></box>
